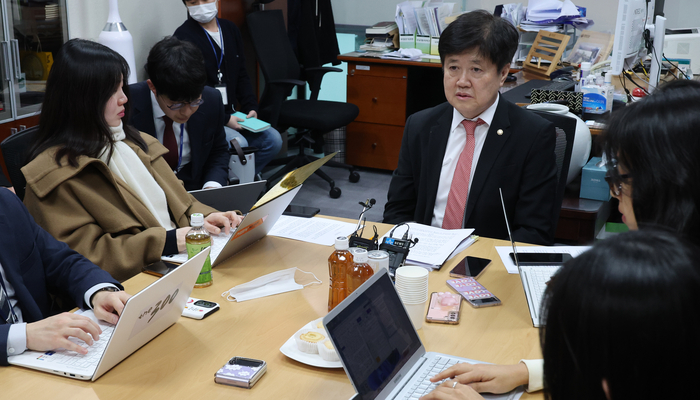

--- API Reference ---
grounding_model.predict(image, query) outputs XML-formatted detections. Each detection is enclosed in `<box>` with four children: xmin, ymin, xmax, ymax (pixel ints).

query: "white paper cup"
<box><xmin>403</xmin><ymin>301</ymin><xmax>426</xmax><ymax>330</ymax></box>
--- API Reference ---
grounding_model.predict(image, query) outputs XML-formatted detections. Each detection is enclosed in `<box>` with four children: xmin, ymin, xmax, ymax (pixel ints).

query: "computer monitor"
<box><xmin>610</xmin><ymin>0</ymin><xmax>667</xmax><ymax>92</ymax></box>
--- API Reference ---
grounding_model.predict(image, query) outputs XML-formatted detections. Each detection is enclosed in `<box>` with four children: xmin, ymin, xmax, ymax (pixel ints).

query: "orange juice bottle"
<box><xmin>346</xmin><ymin>248</ymin><xmax>374</xmax><ymax>295</ymax></box>
<box><xmin>328</xmin><ymin>237</ymin><xmax>353</xmax><ymax>311</ymax></box>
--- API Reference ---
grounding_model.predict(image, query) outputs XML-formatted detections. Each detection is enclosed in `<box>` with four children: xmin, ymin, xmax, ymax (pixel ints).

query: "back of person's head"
<box><xmin>600</xmin><ymin>79</ymin><xmax>700</xmax><ymax>243</ymax></box>
<box><xmin>146</xmin><ymin>36</ymin><xmax>207</xmax><ymax>103</ymax></box>
<box><xmin>29</xmin><ymin>39</ymin><xmax>144</xmax><ymax>167</ymax></box>
<box><xmin>541</xmin><ymin>229</ymin><xmax>700</xmax><ymax>400</ymax></box>
<box><xmin>438</xmin><ymin>10</ymin><xmax>518</xmax><ymax>69</ymax></box>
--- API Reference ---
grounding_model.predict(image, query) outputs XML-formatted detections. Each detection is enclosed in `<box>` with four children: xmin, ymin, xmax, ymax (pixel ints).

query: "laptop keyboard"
<box><xmin>44</xmin><ymin>323</ymin><xmax>115</xmax><ymax>370</ymax></box>
<box><xmin>399</xmin><ymin>355</ymin><xmax>461</xmax><ymax>399</ymax></box>
<box><xmin>524</xmin><ymin>266</ymin><xmax>559</xmax><ymax>321</ymax></box>
<box><xmin>209</xmin><ymin>231</ymin><xmax>234</xmax><ymax>262</ymax></box>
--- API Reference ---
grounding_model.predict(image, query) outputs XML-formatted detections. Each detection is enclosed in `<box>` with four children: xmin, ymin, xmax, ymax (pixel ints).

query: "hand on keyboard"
<box><xmin>419</xmin><ymin>380</ymin><xmax>484</xmax><ymax>400</ymax></box>
<box><xmin>25</xmin><ymin>312</ymin><xmax>102</xmax><ymax>355</ymax></box>
<box><xmin>428</xmin><ymin>362</ymin><xmax>529</xmax><ymax>394</ymax></box>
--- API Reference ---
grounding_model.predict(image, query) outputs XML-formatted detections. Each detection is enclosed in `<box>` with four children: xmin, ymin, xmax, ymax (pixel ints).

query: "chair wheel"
<box><xmin>329</xmin><ymin>187</ymin><xmax>341</xmax><ymax>198</ymax></box>
<box><xmin>349</xmin><ymin>171</ymin><xmax>360</xmax><ymax>183</ymax></box>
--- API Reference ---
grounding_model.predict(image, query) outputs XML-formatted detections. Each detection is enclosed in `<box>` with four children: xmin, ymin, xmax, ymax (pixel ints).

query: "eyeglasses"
<box><xmin>164</xmin><ymin>97</ymin><xmax>204</xmax><ymax>111</ymax></box>
<box><xmin>604</xmin><ymin>173</ymin><xmax>631</xmax><ymax>196</ymax></box>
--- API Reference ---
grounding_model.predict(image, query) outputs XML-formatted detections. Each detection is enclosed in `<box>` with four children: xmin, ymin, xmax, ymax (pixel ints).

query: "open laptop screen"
<box><xmin>325</xmin><ymin>273</ymin><xmax>421</xmax><ymax>399</ymax></box>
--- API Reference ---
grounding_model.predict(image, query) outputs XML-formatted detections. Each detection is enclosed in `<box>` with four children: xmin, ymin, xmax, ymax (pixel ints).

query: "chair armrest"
<box><xmin>302</xmin><ymin>67</ymin><xmax>343</xmax><ymax>100</ymax></box>
<box><xmin>267</xmin><ymin>78</ymin><xmax>306</xmax><ymax>87</ymax></box>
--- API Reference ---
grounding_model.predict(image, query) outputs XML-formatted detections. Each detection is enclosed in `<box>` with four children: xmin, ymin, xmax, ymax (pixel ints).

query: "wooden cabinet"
<box><xmin>345</xmin><ymin>61</ymin><xmax>407</xmax><ymax>170</ymax></box>
<box><xmin>340</xmin><ymin>54</ymin><xmax>445</xmax><ymax>171</ymax></box>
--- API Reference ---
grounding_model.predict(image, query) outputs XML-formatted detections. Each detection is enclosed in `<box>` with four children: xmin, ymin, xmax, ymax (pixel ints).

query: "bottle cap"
<box><xmin>354</xmin><ymin>248</ymin><xmax>368</xmax><ymax>263</ymax></box>
<box><xmin>581</xmin><ymin>61</ymin><xmax>591</xmax><ymax>71</ymax></box>
<box><xmin>335</xmin><ymin>236</ymin><xmax>349</xmax><ymax>250</ymax></box>
<box><xmin>604</xmin><ymin>73</ymin><xmax>612</xmax><ymax>84</ymax></box>
<box><xmin>190</xmin><ymin>213</ymin><xmax>204</xmax><ymax>227</ymax></box>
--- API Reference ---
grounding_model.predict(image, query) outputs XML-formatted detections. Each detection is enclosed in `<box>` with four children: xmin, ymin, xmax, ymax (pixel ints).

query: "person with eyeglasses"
<box><xmin>128</xmin><ymin>36</ymin><xmax>231</xmax><ymax>192</ymax></box>
<box><xmin>422</xmin><ymin>229</ymin><xmax>700</xmax><ymax>400</ymax></box>
<box><xmin>22</xmin><ymin>39</ymin><xmax>242</xmax><ymax>282</ymax></box>
<box><xmin>419</xmin><ymin>79</ymin><xmax>700</xmax><ymax>399</ymax></box>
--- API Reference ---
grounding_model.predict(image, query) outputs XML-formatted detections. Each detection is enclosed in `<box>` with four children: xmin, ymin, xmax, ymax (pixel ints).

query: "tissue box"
<box><xmin>579</xmin><ymin>157</ymin><xmax>611</xmax><ymax>201</ymax></box>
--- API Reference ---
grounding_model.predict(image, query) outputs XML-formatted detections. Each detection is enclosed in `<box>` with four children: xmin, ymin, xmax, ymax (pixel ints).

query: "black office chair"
<box><xmin>530</xmin><ymin>110</ymin><xmax>576</xmax><ymax>239</ymax></box>
<box><xmin>0</xmin><ymin>126</ymin><xmax>39</xmax><ymax>200</ymax></box>
<box><xmin>246</xmin><ymin>10</ymin><xmax>360</xmax><ymax>199</ymax></box>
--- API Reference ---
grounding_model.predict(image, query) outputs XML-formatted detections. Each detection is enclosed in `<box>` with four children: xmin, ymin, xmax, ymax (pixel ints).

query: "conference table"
<box><xmin>2</xmin><ymin>217</ymin><xmax>544</xmax><ymax>399</ymax></box>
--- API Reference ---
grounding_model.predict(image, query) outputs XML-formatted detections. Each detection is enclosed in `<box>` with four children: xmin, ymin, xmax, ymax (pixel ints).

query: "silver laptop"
<box><xmin>8</xmin><ymin>249</ymin><xmax>210</xmax><ymax>381</ymax></box>
<box><xmin>189</xmin><ymin>180</ymin><xmax>266</xmax><ymax>214</ymax></box>
<box><xmin>164</xmin><ymin>185</ymin><xmax>301</xmax><ymax>267</ymax></box>
<box><xmin>323</xmin><ymin>268</ymin><xmax>523</xmax><ymax>400</ymax></box>
<box><xmin>498</xmin><ymin>188</ymin><xmax>558</xmax><ymax>328</ymax></box>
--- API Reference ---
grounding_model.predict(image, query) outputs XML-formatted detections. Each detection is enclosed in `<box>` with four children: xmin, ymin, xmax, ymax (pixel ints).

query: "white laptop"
<box><xmin>323</xmin><ymin>268</ymin><xmax>523</xmax><ymax>400</ymax></box>
<box><xmin>8</xmin><ymin>249</ymin><xmax>210</xmax><ymax>381</ymax></box>
<box><xmin>498</xmin><ymin>188</ymin><xmax>559</xmax><ymax>328</ymax></box>
<box><xmin>164</xmin><ymin>185</ymin><xmax>301</xmax><ymax>267</ymax></box>
<box><xmin>189</xmin><ymin>180</ymin><xmax>266</xmax><ymax>214</ymax></box>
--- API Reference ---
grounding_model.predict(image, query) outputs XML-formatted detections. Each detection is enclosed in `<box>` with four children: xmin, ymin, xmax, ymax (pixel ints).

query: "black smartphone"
<box><xmin>283</xmin><ymin>205</ymin><xmax>320</xmax><ymax>218</ymax></box>
<box><xmin>449</xmin><ymin>256</ymin><xmax>492</xmax><ymax>279</ymax></box>
<box><xmin>509</xmin><ymin>252</ymin><xmax>572</xmax><ymax>266</ymax></box>
<box><xmin>143</xmin><ymin>261</ymin><xmax>180</xmax><ymax>277</ymax></box>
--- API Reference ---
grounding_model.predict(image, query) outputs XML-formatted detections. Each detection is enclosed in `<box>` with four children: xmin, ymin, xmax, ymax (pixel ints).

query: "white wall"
<box><xmin>66</xmin><ymin>0</ymin><xmax>187</xmax><ymax>82</ymax></box>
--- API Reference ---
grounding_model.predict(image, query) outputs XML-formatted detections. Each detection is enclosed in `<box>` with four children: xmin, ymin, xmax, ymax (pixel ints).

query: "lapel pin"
<box><xmin>497</xmin><ymin>129</ymin><xmax>504</xmax><ymax>136</ymax></box>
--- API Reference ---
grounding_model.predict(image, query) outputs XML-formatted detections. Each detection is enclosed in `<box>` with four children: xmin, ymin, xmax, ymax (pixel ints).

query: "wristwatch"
<box><xmin>89</xmin><ymin>286</ymin><xmax>121</xmax><ymax>308</ymax></box>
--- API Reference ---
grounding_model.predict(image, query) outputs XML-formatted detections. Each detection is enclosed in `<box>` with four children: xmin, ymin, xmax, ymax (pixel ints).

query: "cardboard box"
<box><xmin>580</xmin><ymin>157</ymin><xmax>611</xmax><ymax>201</ymax></box>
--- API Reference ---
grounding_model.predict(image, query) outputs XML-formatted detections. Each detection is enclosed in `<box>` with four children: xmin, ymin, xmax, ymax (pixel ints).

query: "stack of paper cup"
<box><xmin>395</xmin><ymin>266</ymin><xmax>429</xmax><ymax>330</ymax></box>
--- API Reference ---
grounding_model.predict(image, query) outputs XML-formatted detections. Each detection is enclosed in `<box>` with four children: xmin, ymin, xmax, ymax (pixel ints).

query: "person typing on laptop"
<box><xmin>0</xmin><ymin>190</ymin><xmax>130</xmax><ymax>365</ymax></box>
<box><xmin>421</xmin><ymin>79</ymin><xmax>700</xmax><ymax>397</ymax></box>
<box><xmin>22</xmin><ymin>39</ymin><xmax>242</xmax><ymax>282</ymax></box>
<box><xmin>421</xmin><ymin>229</ymin><xmax>700</xmax><ymax>399</ymax></box>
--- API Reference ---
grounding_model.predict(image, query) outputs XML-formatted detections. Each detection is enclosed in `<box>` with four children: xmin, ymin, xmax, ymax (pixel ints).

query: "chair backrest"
<box><xmin>247</xmin><ymin>10</ymin><xmax>301</xmax><ymax>127</ymax></box>
<box><xmin>0</xmin><ymin>126</ymin><xmax>39</xmax><ymax>200</ymax></box>
<box><xmin>531</xmin><ymin>110</ymin><xmax>576</xmax><ymax>238</ymax></box>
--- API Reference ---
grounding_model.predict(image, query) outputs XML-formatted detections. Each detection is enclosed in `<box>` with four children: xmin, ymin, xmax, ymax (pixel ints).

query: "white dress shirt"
<box><xmin>1</xmin><ymin>262</ymin><xmax>117</xmax><ymax>357</ymax></box>
<box><xmin>431</xmin><ymin>94</ymin><xmax>501</xmax><ymax>227</ymax></box>
<box><xmin>149</xmin><ymin>91</ymin><xmax>221</xmax><ymax>189</ymax></box>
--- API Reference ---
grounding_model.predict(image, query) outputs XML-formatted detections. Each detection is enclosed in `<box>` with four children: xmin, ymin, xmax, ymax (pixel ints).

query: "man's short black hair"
<box><xmin>146</xmin><ymin>36</ymin><xmax>207</xmax><ymax>102</ymax></box>
<box><xmin>438</xmin><ymin>10</ymin><xmax>519</xmax><ymax>70</ymax></box>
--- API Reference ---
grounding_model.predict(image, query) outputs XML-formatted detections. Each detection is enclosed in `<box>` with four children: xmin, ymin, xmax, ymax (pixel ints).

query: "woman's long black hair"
<box><xmin>28</xmin><ymin>39</ymin><xmax>147</xmax><ymax>167</ymax></box>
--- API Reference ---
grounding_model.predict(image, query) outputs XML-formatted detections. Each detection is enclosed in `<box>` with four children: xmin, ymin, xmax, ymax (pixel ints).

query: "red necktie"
<box><xmin>442</xmin><ymin>119</ymin><xmax>485</xmax><ymax>230</ymax></box>
<box><xmin>162</xmin><ymin>115</ymin><xmax>179</xmax><ymax>170</ymax></box>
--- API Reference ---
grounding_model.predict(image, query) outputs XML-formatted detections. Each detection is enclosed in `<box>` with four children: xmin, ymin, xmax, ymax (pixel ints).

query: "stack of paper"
<box><xmin>381</xmin><ymin>222</ymin><xmax>476</xmax><ymax>270</ymax></box>
<box><xmin>521</xmin><ymin>0</ymin><xmax>594</xmax><ymax>31</ymax></box>
<box><xmin>395</xmin><ymin>1</ymin><xmax>455</xmax><ymax>36</ymax></box>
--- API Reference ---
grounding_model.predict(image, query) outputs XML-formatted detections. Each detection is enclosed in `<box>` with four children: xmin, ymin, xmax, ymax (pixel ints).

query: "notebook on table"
<box><xmin>8</xmin><ymin>249</ymin><xmax>210</xmax><ymax>381</ymax></box>
<box><xmin>189</xmin><ymin>180</ymin><xmax>266</xmax><ymax>214</ymax></box>
<box><xmin>164</xmin><ymin>185</ymin><xmax>302</xmax><ymax>267</ymax></box>
<box><xmin>323</xmin><ymin>268</ymin><xmax>523</xmax><ymax>400</ymax></box>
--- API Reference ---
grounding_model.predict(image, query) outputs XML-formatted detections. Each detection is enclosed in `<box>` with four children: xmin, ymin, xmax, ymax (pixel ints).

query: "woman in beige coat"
<box><xmin>22</xmin><ymin>39</ymin><xmax>242</xmax><ymax>282</ymax></box>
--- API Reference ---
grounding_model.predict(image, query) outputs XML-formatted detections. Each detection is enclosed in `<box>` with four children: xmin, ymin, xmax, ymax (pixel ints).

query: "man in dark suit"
<box><xmin>128</xmin><ymin>36</ymin><xmax>230</xmax><ymax>192</ymax></box>
<box><xmin>383</xmin><ymin>10</ymin><xmax>557</xmax><ymax>245</ymax></box>
<box><xmin>0</xmin><ymin>189</ymin><xmax>130</xmax><ymax>365</ymax></box>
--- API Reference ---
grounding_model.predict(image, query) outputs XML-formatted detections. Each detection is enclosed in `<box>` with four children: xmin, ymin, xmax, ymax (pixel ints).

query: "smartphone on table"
<box><xmin>449</xmin><ymin>256</ymin><xmax>491</xmax><ymax>279</ymax></box>
<box><xmin>509</xmin><ymin>252</ymin><xmax>572</xmax><ymax>266</ymax></box>
<box><xmin>425</xmin><ymin>292</ymin><xmax>462</xmax><ymax>324</ymax></box>
<box><xmin>447</xmin><ymin>277</ymin><xmax>502</xmax><ymax>308</ymax></box>
<box><xmin>215</xmin><ymin>357</ymin><xmax>267</xmax><ymax>388</ymax></box>
<box><xmin>283</xmin><ymin>205</ymin><xmax>320</xmax><ymax>218</ymax></box>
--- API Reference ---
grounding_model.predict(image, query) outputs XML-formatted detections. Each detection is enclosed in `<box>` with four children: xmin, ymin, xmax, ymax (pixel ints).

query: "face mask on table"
<box><xmin>188</xmin><ymin>1</ymin><xmax>218</xmax><ymax>24</ymax></box>
<box><xmin>222</xmin><ymin>267</ymin><xmax>322</xmax><ymax>302</ymax></box>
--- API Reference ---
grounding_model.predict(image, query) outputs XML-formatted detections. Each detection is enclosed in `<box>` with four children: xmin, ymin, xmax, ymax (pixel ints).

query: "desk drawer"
<box><xmin>346</xmin><ymin>122</ymin><xmax>403</xmax><ymax>170</ymax></box>
<box><xmin>348</xmin><ymin>62</ymin><xmax>407</xmax><ymax>79</ymax></box>
<box><xmin>347</xmin><ymin>74</ymin><xmax>407</xmax><ymax>126</ymax></box>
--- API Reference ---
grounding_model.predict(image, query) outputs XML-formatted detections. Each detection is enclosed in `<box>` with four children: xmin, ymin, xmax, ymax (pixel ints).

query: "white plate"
<box><xmin>279</xmin><ymin>336</ymin><xmax>342</xmax><ymax>368</ymax></box>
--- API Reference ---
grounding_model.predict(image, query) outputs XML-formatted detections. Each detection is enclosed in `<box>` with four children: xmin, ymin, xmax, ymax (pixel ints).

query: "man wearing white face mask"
<box><xmin>174</xmin><ymin>0</ymin><xmax>283</xmax><ymax>177</ymax></box>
